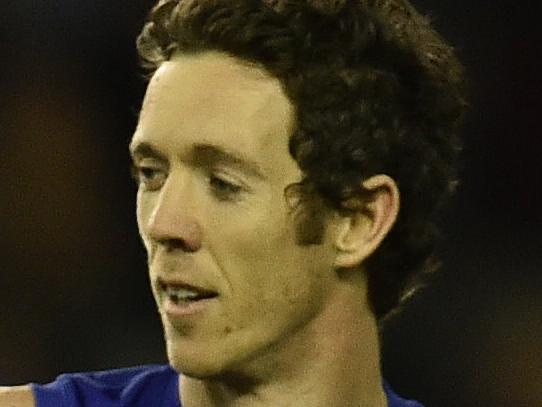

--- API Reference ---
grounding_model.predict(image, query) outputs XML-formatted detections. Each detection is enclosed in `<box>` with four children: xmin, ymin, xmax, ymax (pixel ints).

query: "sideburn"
<box><xmin>285</xmin><ymin>183</ymin><xmax>330</xmax><ymax>246</ymax></box>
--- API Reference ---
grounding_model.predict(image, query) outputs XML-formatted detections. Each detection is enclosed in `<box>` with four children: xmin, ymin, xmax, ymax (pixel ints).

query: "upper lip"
<box><xmin>156</xmin><ymin>276</ymin><xmax>219</xmax><ymax>297</ymax></box>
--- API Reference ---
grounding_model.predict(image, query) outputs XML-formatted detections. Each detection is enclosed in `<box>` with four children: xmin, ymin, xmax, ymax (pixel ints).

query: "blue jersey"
<box><xmin>30</xmin><ymin>364</ymin><xmax>424</xmax><ymax>407</ymax></box>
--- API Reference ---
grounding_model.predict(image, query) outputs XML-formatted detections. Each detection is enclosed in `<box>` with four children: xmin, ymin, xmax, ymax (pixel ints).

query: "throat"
<box><xmin>179</xmin><ymin>289</ymin><xmax>385</xmax><ymax>407</ymax></box>
<box><xmin>180</xmin><ymin>371</ymin><xmax>387</xmax><ymax>407</ymax></box>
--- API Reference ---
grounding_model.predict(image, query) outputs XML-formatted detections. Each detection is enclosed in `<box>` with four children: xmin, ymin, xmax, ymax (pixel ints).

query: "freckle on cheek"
<box><xmin>224</xmin><ymin>326</ymin><xmax>232</xmax><ymax>334</ymax></box>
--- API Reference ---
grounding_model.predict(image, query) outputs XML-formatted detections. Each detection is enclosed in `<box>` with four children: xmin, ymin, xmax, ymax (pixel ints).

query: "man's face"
<box><xmin>130</xmin><ymin>51</ymin><xmax>340</xmax><ymax>378</ymax></box>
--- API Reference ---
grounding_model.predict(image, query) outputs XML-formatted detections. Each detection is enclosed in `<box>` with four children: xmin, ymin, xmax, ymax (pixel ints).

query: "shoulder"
<box><xmin>30</xmin><ymin>364</ymin><xmax>179</xmax><ymax>407</ymax></box>
<box><xmin>0</xmin><ymin>385</ymin><xmax>36</xmax><ymax>407</ymax></box>
<box><xmin>384</xmin><ymin>382</ymin><xmax>425</xmax><ymax>407</ymax></box>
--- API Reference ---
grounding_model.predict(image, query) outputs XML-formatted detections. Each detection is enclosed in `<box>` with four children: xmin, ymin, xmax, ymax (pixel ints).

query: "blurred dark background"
<box><xmin>1</xmin><ymin>1</ymin><xmax>540</xmax><ymax>406</ymax></box>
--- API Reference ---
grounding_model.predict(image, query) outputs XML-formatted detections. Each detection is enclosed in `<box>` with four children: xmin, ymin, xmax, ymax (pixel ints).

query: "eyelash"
<box><xmin>131</xmin><ymin>164</ymin><xmax>243</xmax><ymax>200</ymax></box>
<box><xmin>131</xmin><ymin>165</ymin><xmax>163</xmax><ymax>190</ymax></box>
<box><xmin>208</xmin><ymin>174</ymin><xmax>243</xmax><ymax>201</ymax></box>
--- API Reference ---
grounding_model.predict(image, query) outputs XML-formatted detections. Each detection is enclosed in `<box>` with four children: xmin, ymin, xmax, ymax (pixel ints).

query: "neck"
<box><xmin>179</xmin><ymin>281</ymin><xmax>387</xmax><ymax>407</ymax></box>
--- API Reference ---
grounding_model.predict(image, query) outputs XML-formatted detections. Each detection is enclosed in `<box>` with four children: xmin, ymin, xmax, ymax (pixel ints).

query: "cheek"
<box><xmin>136</xmin><ymin>192</ymin><xmax>153</xmax><ymax>251</ymax></box>
<box><xmin>207</xmin><ymin>203</ymin><xmax>287</xmax><ymax>282</ymax></box>
<box><xmin>215</xmin><ymin>206</ymin><xmax>292</xmax><ymax>263</ymax></box>
<box><xmin>214</xmin><ymin>209</ymin><xmax>322</xmax><ymax>306</ymax></box>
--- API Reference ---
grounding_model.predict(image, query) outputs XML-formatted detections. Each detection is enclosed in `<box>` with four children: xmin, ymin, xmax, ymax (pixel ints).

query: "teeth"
<box><xmin>165</xmin><ymin>286</ymin><xmax>200</xmax><ymax>301</ymax></box>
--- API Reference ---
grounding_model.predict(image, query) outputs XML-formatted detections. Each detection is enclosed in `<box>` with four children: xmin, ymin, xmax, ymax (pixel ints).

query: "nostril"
<box><xmin>161</xmin><ymin>237</ymin><xmax>200</xmax><ymax>253</ymax></box>
<box><xmin>182</xmin><ymin>221</ymin><xmax>203</xmax><ymax>251</ymax></box>
<box><xmin>150</xmin><ymin>218</ymin><xmax>203</xmax><ymax>252</ymax></box>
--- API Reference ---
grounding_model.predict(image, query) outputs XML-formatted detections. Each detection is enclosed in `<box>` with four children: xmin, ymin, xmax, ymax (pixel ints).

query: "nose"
<box><xmin>145</xmin><ymin>175</ymin><xmax>203</xmax><ymax>253</ymax></box>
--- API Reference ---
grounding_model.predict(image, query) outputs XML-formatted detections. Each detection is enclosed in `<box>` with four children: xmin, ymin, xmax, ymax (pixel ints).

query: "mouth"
<box><xmin>158</xmin><ymin>278</ymin><xmax>219</xmax><ymax>305</ymax></box>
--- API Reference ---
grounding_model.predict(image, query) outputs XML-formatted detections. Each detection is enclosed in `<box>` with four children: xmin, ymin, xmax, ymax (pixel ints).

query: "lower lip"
<box><xmin>163</xmin><ymin>296</ymin><xmax>217</xmax><ymax>318</ymax></box>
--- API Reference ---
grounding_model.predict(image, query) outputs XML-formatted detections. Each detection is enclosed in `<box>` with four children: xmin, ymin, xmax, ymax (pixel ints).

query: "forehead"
<box><xmin>134</xmin><ymin>51</ymin><xmax>296</xmax><ymax>163</ymax></box>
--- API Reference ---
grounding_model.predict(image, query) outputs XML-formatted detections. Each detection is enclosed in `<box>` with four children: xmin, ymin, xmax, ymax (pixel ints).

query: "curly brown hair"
<box><xmin>136</xmin><ymin>0</ymin><xmax>467</xmax><ymax>321</ymax></box>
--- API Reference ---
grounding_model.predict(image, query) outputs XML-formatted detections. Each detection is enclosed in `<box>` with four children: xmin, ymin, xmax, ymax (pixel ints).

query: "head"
<box><xmin>131</xmin><ymin>0</ymin><xmax>466</xmax><ymax>377</ymax></box>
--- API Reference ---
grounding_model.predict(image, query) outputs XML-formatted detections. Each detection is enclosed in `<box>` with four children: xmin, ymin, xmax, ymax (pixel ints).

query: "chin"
<box><xmin>169</xmin><ymin>359</ymin><xmax>221</xmax><ymax>380</ymax></box>
<box><xmin>166</xmin><ymin>340</ymin><xmax>229</xmax><ymax>379</ymax></box>
<box><xmin>162</xmin><ymin>321</ymin><xmax>271</xmax><ymax>381</ymax></box>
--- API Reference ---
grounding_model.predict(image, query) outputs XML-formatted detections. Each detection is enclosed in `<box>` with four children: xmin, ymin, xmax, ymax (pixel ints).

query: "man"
<box><xmin>1</xmin><ymin>0</ymin><xmax>465</xmax><ymax>405</ymax></box>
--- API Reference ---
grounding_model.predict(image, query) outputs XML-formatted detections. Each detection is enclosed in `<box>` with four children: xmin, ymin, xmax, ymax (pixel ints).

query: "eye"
<box><xmin>209</xmin><ymin>174</ymin><xmax>243</xmax><ymax>200</ymax></box>
<box><xmin>131</xmin><ymin>163</ymin><xmax>166</xmax><ymax>191</ymax></box>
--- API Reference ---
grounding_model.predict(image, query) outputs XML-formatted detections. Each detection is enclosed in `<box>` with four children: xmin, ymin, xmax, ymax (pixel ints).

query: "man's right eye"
<box><xmin>131</xmin><ymin>164</ymin><xmax>166</xmax><ymax>191</ymax></box>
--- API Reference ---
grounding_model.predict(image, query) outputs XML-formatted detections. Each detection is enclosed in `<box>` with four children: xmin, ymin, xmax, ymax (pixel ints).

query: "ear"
<box><xmin>333</xmin><ymin>175</ymin><xmax>400</xmax><ymax>269</ymax></box>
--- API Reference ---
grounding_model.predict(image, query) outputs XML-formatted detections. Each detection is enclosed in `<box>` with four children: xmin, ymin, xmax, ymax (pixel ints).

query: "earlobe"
<box><xmin>333</xmin><ymin>175</ymin><xmax>400</xmax><ymax>269</ymax></box>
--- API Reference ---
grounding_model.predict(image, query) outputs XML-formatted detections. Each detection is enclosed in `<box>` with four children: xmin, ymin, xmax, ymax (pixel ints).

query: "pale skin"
<box><xmin>0</xmin><ymin>386</ymin><xmax>35</xmax><ymax>406</ymax></box>
<box><xmin>2</xmin><ymin>50</ymin><xmax>399</xmax><ymax>407</ymax></box>
<box><xmin>132</xmin><ymin>51</ymin><xmax>400</xmax><ymax>407</ymax></box>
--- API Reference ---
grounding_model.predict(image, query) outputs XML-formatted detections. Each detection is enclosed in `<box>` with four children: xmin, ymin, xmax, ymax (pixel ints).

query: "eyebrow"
<box><xmin>129</xmin><ymin>141</ymin><xmax>167</xmax><ymax>162</ymax></box>
<box><xmin>129</xmin><ymin>141</ymin><xmax>267</xmax><ymax>181</ymax></box>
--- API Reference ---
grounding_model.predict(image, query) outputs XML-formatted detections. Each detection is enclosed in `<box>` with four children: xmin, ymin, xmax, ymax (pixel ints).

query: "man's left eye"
<box><xmin>209</xmin><ymin>175</ymin><xmax>243</xmax><ymax>199</ymax></box>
